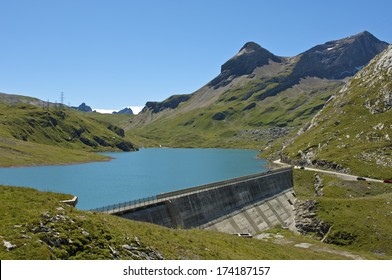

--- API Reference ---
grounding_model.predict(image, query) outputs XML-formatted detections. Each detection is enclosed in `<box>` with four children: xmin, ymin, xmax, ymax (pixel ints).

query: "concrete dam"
<box><xmin>94</xmin><ymin>167</ymin><xmax>294</xmax><ymax>234</ymax></box>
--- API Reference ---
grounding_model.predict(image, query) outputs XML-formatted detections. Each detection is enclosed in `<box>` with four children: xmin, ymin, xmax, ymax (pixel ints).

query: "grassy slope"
<box><xmin>0</xmin><ymin>185</ymin><xmax>364</xmax><ymax>260</ymax></box>
<box><xmin>128</xmin><ymin>78</ymin><xmax>343</xmax><ymax>149</ymax></box>
<box><xmin>2</xmin><ymin>169</ymin><xmax>391</xmax><ymax>260</ymax></box>
<box><xmin>293</xmin><ymin>169</ymin><xmax>392</xmax><ymax>258</ymax></box>
<box><xmin>0</xmin><ymin>103</ymin><xmax>136</xmax><ymax>167</ymax></box>
<box><xmin>282</xmin><ymin>56</ymin><xmax>392</xmax><ymax>179</ymax></box>
<box><xmin>0</xmin><ymin>138</ymin><xmax>108</xmax><ymax>167</ymax></box>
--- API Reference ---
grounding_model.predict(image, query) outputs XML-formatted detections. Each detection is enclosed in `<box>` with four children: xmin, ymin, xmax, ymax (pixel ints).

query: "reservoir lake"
<box><xmin>0</xmin><ymin>148</ymin><xmax>267</xmax><ymax>210</ymax></box>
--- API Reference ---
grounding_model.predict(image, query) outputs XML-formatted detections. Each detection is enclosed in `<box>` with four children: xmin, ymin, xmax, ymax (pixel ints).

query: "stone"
<box><xmin>295</xmin><ymin>243</ymin><xmax>312</xmax><ymax>249</ymax></box>
<box><xmin>133</xmin><ymin>237</ymin><xmax>142</xmax><ymax>247</ymax></box>
<box><xmin>294</xmin><ymin>200</ymin><xmax>330</xmax><ymax>238</ymax></box>
<box><xmin>3</xmin><ymin>240</ymin><xmax>17</xmax><ymax>251</ymax></box>
<box><xmin>122</xmin><ymin>244</ymin><xmax>139</xmax><ymax>251</ymax></box>
<box><xmin>314</xmin><ymin>173</ymin><xmax>324</xmax><ymax>196</ymax></box>
<box><xmin>43</xmin><ymin>212</ymin><xmax>51</xmax><ymax>219</ymax></box>
<box><xmin>212</xmin><ymin>112</ymin><xmax>226</xmax><ymax>121</ymax></box>
<box><xmin>108</xmin><ymin>245</ymin><xmax>119</xmax><ymax>257</ymax></box>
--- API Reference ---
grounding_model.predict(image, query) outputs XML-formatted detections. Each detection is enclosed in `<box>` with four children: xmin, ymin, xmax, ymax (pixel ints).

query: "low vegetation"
<box><xmin>0</xmin><ymin>184</ymin><xmax>370</xmax><ymax>260</ymax></box>
<box><xmin>293</xmin><ymin>169</ymin><xmax>392</xmax><ymax>258</ymax></box>
<box><xmin>0</xmin><ymin>102</ymin><xmax>136</xmax><ymax>167</ymax></box>
<box><xmin>128</xmin><ymin>78</ymin><xmax>342</xmax><ymax>150</ymax></box>
<box><xmin>282</xmin><ymin>48</ymin><xmax>392</xmax><ymax>179</ymax></box>
<box><xmin>1</xmin><ymin>36</ymin><xmax>391</xmax><ymax>261</ymax></box>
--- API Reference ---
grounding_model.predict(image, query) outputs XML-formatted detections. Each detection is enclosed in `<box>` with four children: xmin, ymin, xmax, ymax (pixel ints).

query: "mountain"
<box><xmin>281</xmin><ymin>45</ymin><xmax>392</xmax><ymax>178</ymax></box>
<box><xmin>0</xmin><ymin>92</ymin><xmax>45</xmax><ymax>106</ymax></box>
<box><xmin>113</xmin><ymin>107</ymin><xmax>134</xmax><ymax>115</ymax></box>
<box><xmin>293</xmin><ymin>31</ymin><xmax>388</xmax><ymax>80</ymax></box>
<box><xmin>208</xmin><ymin>42</ymin><xmax>282</xmax><ymax>88</ymax></box>
<box><xmin>72</xmin><ymin>102</ymin><xmax>93</xmax><ymax>112</ymax></box>
<box><xmin>127</xmin><ymin>31</ymin><xmax>388</xmax><ymax>148</ymax></box>
<box><xmin>0</xmin><ymin>93</ymin><xmax>137</xmax><ymax>167</ymax></box>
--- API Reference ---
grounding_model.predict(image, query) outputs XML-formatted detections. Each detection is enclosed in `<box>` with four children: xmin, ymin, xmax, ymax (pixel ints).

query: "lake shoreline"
<box><xmin>0</xmin><ymin>153</ymin><xmax>114</xmax><ymax>169</ymax></box>
<box><xmin>0</xmin><ymin>146</ymin><xmax>265</xmax><ymax>169</ymax></box>
<box><xmin>0</xmin><ymin>148</ymin><xmax>267</xmax><ymax>210</ymax></box>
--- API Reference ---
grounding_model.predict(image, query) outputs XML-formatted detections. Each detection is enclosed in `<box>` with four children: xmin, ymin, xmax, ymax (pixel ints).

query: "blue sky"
<box><xmin>1</xmin><ymin>0</ymin><xmax>391</xmax><ymax>113</ymax></box>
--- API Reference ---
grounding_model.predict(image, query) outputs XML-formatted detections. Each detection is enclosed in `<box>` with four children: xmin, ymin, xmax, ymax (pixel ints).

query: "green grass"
<box><xmin>0</xmin><ymin>103</ymin><xmax>136</xmax><ymax>167</ymax></box>
<box><xmin>2</xmin><ymin>170</ymin><xmax>391</xmax><ymax>259</ymax></box>
<box><xmin>128</xmin><ymin>78</ymin><xmax>343</xmax><ymax>150</ymax></box>
<box><xmin>0</xmin><ymin>185</ymin><xmax>361</xmax><ymax>260</ymax></box>
<box><xmin>0</xmin><ymin>138</ymin><xmax>109</xmax><ymax>167</ymax></box>
<box><xmin>293</xmin><ymin>169</ymin><xmax>392</xmax><ymax>259</ymax></box>
<box><xmin>283</xmin><ymin>61</ymin><xmax>392</xmax><ymax>179</ymax></box>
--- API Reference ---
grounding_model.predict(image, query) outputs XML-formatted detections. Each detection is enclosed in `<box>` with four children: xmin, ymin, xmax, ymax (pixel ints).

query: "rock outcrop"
<box><xmin>294</xmin><ymin>200</ymin><xmax>330</xmax><ymax>238</ymax></box>
<box><xmin>209</xmin><ymin>42</ymin><xmax>282</xmax><ymax>88</ymax></box>
<box><xmin>73</xmin><ymin>102</ymin><xmax>93</xmax><ymax>112</ymax></box>
<box><xmin>130</xmin><ymin>32</ymin><xmax>388</xmax><ymax>154</ymax></box>
<box><xmin>143</xmin><ymin>94</ymin><xmax>191</xmax><ymax>113</ymax></box>
<box><xmin>113</xmin><ymin>107</ymin><xmax>134</xmax><ymax>115</ymax></box>
<box><xmin>17</xmin><ymin>210</ymin><xmax>164</xmax><ymax>260</ymax></box>
<box><xmin>293</xmin><ymin>31</ymin><xmax>388</xmax><ymax>80</ymax></box>
<box><xmin>283</xmin><ymin>43</ymin><xmax>392</xmax><ymax>177</ymax></box>
<box><xmin>257</xmin><ymin>31</ymin><xmax>389</xmax><ymax>101</ymax></box>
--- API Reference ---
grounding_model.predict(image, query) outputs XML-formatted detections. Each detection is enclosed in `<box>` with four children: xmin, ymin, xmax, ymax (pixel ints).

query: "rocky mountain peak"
<box><xmin>284</xmin><ymin>42</ymin><xmax>392</xmax><ymax>177</ymax></box>
<box><xmin>73</xmin><ymin>102</ymin><xmax>92</xmax><ymax>112</ymax></box>
<box><xmin>237</xmin><ymin>42</ymin><xmax>263</xmax><ymax>55</ymax></box>
<box><xmin>293</xmin><ymin>31</ymin><xmax>389</xmax><ymax>80</ymax></box>
<box><xmin>353</xmin><ymin>30</ymin><xmax>381</xmax><ymax>42</ymax></box>
<box><xmin>209</xmin><ymin>42</ymin><xmax>281</xmax><ymax>88</ymax></box>
<box><xmin>113</xmin><ymin>107</ymin><xmax>134</xmax><ymax>115</ymax></box>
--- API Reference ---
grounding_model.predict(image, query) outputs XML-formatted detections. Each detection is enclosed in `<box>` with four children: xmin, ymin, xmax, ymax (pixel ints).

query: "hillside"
<box><xmin>282</xmin><ymin>45</ymin><xmax>392</xmax><ymax>179</ymax></box>
<box><xmin>0</xmin><ymin>93</ymin><xmax>137</xmax><ymax>167</ymax></box>
<box><xmin>0</xmin><ymin>184</ymin><xmax>384</xmax><ymax>260</ymax></box>
<box><xmin>126</xmin><ymin>31</ymin><xmax>388</xmax><ymax>149</ymax></box>
<box><xmin>2</xmin><ymin>165</ymin><xmax>392</xmax><ymax>260</ymax></box>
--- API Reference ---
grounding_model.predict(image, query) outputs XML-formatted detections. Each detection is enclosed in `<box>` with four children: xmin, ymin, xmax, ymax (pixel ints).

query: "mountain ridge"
<box><xmin>0</xmin><ymin>93</ymin><xmax>137</xmax><ymax>167</ymax></box>
<box><xmin>208</xmin><ymin>42</ymin><xmax>282</xmax><ymax>89</ymax></box>
<box><xmin>137</xmin><ymin>31</ymin><xmax>388</xmax><ymax>116</ymax></box>
<box><xmin>281</xmin><ymin>44</ymin><xmax>392</xmax><ymax>178</ymax></box>
<box><xmin>127</xmin><ymin>31</ymin><xmax>389</xmax><ymax>149</ymax></box>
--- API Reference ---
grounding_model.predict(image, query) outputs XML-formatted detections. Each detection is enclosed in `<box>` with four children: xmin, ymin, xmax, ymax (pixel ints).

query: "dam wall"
<box><xmin>201</xmin><ymin>189</ymin><xmax>296</xmax><ymax>234</ymax></box>
<box><xmin>114</xmin><ymin>167</ymin><xmax>293</xmax><ymax>230</ymax></box>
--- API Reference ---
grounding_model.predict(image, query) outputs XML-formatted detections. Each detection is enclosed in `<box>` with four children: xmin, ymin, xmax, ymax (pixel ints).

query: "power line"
<box><xmin>60</xmin><ymin>92</ymin><xmax>64</xmax><ymax>109</ymax></box>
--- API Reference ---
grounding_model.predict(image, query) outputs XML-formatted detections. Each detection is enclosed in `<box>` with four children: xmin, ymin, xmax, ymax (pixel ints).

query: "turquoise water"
<box><xmin>0</xmin><ymin>148</ymin><xmax>267</xmax><ymax>210</ymax></box>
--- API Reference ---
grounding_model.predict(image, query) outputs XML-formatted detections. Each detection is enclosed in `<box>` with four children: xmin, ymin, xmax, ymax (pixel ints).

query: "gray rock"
<box><xmin>113</xmin><ymin>107</ymin><xmax>134</xmax><ymax>115</ymax></box>
<box><xmin>72</xmin><ymin>102</ymin><xmax>92</xmax><ymax>112</ymax></box>
<box><xmin>122</xmin><ymin>244</ymin><xmax>139</xmax><ymax>251</ymax></box>
<box><xmin>314</xmin><ymin>173</ymin><xmax>324</xmax><ymax>196</ymax></box>
<box><xmin>294</xmin><ymin>200</ymin><xmax>330</xmax><ymax>238</ymax></box>
<box><xmin>3</xmin><ymin>240</ymin><xmax>17</xmax><ymax>251</ymax></box>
